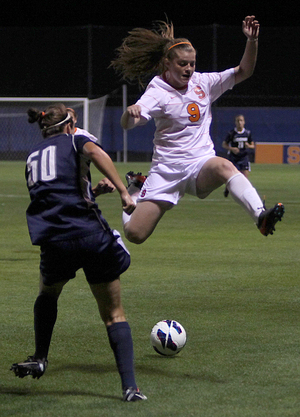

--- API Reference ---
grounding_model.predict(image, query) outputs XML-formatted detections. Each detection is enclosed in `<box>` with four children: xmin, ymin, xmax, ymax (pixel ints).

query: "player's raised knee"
<box><xmin>124</xmin><ymin>228</ymin><xmax>148</xmax><ymax>244</ymax></box>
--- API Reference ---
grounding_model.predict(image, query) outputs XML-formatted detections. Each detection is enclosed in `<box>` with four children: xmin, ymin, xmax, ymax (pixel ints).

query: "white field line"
<box><xmin>0</xmin><ymin>194</ymin><xmax>28</xmax><ymax>198</ymax></box>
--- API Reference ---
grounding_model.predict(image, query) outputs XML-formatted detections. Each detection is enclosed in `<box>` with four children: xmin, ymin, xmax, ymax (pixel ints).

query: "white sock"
<box><xmin>122</xmin><ymin>193</ymin><xmax>138</xmax><ymax>226</ymax></box>
<box><xmin>226</xmin><ymin>173</ymin><xmax>264</xmax><ymax>222</ymax></box>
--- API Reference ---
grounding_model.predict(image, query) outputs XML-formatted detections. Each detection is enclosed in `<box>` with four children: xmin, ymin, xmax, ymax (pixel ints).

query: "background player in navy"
<box><xmin>10</xmin><ymin>103</ymin><xmax>146</xmax><ymax>402</ymax></box>
<box><xmin>222</xmin><ymin>114</ymin><xmax>255</xmax><ymax>197</ymax></box>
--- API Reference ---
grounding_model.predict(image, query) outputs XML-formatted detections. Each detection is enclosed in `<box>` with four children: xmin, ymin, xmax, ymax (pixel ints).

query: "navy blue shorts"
<box><xmin>39</xmin><ymin>229</ymin><xmax>130</xmax><ymax>285</ymax></box>
<box><xmin>230</xmin><ymin>155</ymin><xmax>250</xmax><ymax>172</ymax></box>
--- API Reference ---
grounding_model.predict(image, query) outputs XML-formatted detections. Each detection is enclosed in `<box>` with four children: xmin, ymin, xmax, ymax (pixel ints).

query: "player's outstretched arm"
<box><xmin>121</xmin><ymin>104</ymin><xmax>147</xmax><ymax>130</ymax></box>
<box><xmin>83</xmin><ymin>142</ymin><xmax>135</xmax><ymax>214</ymax></box>
<box><xmin>234</xmin><ymin>16</ymin><xmax>260</xmax><ymax>85</ymax></box>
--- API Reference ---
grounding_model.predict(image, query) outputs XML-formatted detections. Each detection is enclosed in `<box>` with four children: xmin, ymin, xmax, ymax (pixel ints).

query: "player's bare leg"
<box><xmin>196</xmin><ymin>156</ymin><xmax>265</xmax><ymax>222</ymax></box>
<box><xmin>90</xmin><ymin>279</ymin><xmax>126</xmax><ymax>326</ymax></box>
<box><xmin>123</xmin><ymin>200</ymin><xmax>173</xmax><ymax>244</ymax></box>
<box><xmin>196</xmin><ymin>157</ymin><xmax>239</xmax><ymax>198</ymax></box>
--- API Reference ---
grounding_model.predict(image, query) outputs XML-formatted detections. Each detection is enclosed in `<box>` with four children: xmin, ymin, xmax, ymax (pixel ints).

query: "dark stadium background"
<box><xmin>0</xmin><ymin>0</ymin><xmax>299</xmax><ymax>161</ymax></box>
<box><xmin>0</xmin><ymin>0</ymin><xmax>299</xmax><ymax>103</ymax></box>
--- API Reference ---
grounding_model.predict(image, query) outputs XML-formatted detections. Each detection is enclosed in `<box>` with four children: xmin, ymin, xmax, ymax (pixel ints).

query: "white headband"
<box><xmin>42</xmin><ymin>113</ymin><xmax>72</xmax><ymax>131</ymax></box>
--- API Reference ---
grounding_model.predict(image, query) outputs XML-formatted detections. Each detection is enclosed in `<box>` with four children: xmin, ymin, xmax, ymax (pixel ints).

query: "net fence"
<box><xmin>0</xmin><ymin>96</ymin><xmax>107</xmax><ymax>160</ymax></box>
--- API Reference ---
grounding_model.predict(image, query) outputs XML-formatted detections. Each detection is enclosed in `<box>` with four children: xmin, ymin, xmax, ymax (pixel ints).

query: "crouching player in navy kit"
<box><xmin>10</xmin><ymin>103</ymin><xmax>146</xmax><ymax>402</ymax></box>
<box><xmin>222</xmin><ymin>114</ymin><xmax>255</xmax><ymax>197</ymax></box>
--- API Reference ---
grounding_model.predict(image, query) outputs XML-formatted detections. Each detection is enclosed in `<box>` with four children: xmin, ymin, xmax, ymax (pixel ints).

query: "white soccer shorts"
<box><xmin>137</xmin><ymin>152</ymin><xmax>216</xmax><ymax>205</ymax></box>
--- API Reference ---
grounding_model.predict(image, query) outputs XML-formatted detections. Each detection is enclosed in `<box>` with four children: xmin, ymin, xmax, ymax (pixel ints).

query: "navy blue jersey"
<box><xmin>25</xmin><ymin>133</ymin><xmax>109</xmax><ymax>245</ymax></box>
<box><xmin>224</xmin><ymin>128</ymin><xmax>253</xmax><ymax>160</ymax></box>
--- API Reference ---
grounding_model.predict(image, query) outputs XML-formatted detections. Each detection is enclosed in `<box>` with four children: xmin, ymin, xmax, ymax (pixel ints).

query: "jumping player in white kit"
<box><xmin>111</xmin><ymin>16</ymin><xmax>284</xmax><ymax>243</ymax></box>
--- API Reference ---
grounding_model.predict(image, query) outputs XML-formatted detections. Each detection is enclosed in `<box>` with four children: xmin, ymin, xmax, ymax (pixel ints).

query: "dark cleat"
<box><xmin>125</xmin><ymin>171</ymin><xmax>147</xmax><ymax>190</ymax></box>
<box><xmin>123</xmin><ymin>387</ymin><xmax>147</xmax><ymax>402</ymax></box>
<box><xmin>257</xmin><ymin>203</ymin><xmax>285</xmax><ymax>236</ymax></box>
<box><xmin>10</xmin><ymin>356</ymin><xmax>48</xmax><ymax>379</ymax></box>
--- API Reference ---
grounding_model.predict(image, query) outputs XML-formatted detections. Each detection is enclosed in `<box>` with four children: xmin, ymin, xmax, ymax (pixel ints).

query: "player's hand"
<box><xmin>231</xmin><ymin>148</ymin><xmax>240</xmax><ymax>155</ymax></box>
<box><xmin>92</xmin><ymin>178</ymin><xmax>116</xmax><ymax>196</ymax></box>
<box><xmin>121</xmin><ymin>191</ymin><xmax>136</xmax><ymax>214</ymax></box>
<box><xmin>242</xmin><ymin>15</ymin><xmax>260</xmax><ymax>40</ymax></box>
<box><xmin>127</xmin><ymin>104</ymin><xmax>142</xmax><ymax>118</ymax></box>
<box><xmin>121</xmin><ymin>105</ymin><xmax>143</xmax><ymax>129</ymax></box>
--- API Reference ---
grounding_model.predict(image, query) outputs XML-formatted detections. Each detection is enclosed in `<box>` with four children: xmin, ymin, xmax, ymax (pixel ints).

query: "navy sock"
<box><xmin>33</xmin><ymin>293</ymin><xmax>58</xmax><ymax>360</ymax></box>
<box><xmin>107</xmin><ymin>322</ymin><xmax>137</xmax><ymax>390</ymax></box>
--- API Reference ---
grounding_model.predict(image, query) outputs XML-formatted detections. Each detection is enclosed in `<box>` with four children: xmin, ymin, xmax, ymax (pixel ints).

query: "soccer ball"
<box><xmin>150</xmin><ymin>320</ymin><xmax>187</xmax><ymax>356</ymax></box>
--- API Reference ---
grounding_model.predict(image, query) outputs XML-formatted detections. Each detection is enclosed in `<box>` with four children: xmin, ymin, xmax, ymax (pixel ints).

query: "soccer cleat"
<box><xmin>122</xmin><ymin>387</ymin><xmax>147</xmax><ymax>402</ymax></box>
<box><xmin>125</xmin><ymin>171</ymin><xmax>147</xmax><ymax>191</ymax></box>
<box><xmin>10</xmin><ymin>356</ymin><xmax>48</xmax><ymax>379</ymax></box>
<box><xmin>257</xmin><ymin>203</ymin><xmax>285</xmax><ymax>236</ymax></box>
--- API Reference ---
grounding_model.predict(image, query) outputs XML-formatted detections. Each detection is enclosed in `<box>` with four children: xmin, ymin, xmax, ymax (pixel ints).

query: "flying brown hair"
<box><xmin>111</xmin><ymin>20</ymin><xmax>194</xmax><ymax>88</ymax></box>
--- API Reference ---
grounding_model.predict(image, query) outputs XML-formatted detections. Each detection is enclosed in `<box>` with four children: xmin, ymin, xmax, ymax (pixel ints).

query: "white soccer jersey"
<box><xmin>74</xmin><ymin>127</ymin><xmax>98</xmax><ymax>143</ymax></box>
<box><xmin>136</xmin><ymin>68</ymin><xmax>235</xmax><ymax>165</ymax></box>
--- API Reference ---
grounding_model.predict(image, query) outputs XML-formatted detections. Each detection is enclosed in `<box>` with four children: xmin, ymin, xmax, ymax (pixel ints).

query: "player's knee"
<box><xmin>217</xmin><ymin>158</ymin><xmax>238</xmax><ymax>180</ymax></box>
<box><xmin>125</xmin><ymin>230</ymin><xmax>147</xmax><ymax>245</ymax></box>
<box><xmin>197</xmin><ymin>191</ymin><xmax>210</xmax><ymax>199</ymax></box>
<box><xmin>124</xmin><ymin>227</ymin><xmax>148</xmax><ymax>244</ymax></box>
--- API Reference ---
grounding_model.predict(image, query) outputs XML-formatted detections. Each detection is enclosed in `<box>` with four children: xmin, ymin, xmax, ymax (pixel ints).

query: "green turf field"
<box><xmin>1</xmin><ymin>161</ymin><xmax>299</xmax><ymax>417</ymax></box>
